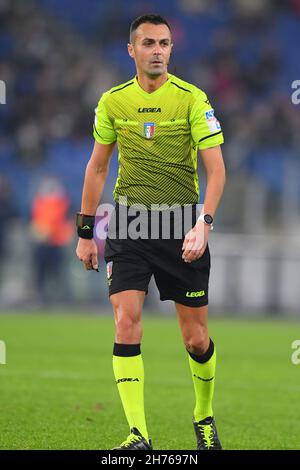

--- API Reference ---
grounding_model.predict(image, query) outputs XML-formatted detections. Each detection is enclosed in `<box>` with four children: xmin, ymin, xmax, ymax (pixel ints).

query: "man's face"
<box><xmin>128</xmin><ymin>23</ymin><xmax>173</xmax><ymax>77</ymax></box>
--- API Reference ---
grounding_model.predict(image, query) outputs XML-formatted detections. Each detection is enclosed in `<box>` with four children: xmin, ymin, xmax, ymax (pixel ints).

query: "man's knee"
<box><xmin>111</xmin><ymin>293</ymin><xmax>143</xmax><ymax>343</ymax></box>
<box><xmin>115</xmin><ymin>316</ymin><xmax>142</xmax><ymax>344</ymax></box>
<box><xmin>183</xmin><ymin>326</ymin><xmax>209</xmax><ymax>355</ymax></box>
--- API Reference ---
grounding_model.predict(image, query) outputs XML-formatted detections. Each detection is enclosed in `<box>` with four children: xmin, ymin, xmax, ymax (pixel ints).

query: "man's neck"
<box><xmin>136</xmin><ymin>72</ymin><xmax>169</xmax><ymax>94</ymax></box>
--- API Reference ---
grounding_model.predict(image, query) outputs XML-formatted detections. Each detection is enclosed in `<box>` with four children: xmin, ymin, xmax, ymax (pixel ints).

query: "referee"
<box><xmin>76</xmin><ymin>14</ymin><xmax>225</xmax><ymax>450</ymax></box>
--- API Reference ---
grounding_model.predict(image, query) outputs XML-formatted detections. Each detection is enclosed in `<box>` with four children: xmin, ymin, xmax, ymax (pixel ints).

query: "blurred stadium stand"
<box><xmin>0</xmin><ymin>0</ymin><xmax>299</xmax><ymax>314</ymax></box>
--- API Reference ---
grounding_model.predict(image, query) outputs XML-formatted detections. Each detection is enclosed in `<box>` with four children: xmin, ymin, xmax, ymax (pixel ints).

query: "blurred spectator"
<box><xmin>30</xmin><ymin>176</ymin><xmax>74</xmax><ymax>304</ymax></box>
<box><xmin>177</xmin><ymin>0</ymin><xmax>215</xmax><ymax>14</ymax></box>
<box><xmin>231</xmin><ymin>0</ymin><xmax>273</xmax><ymax>33</ymax></box>
<box><xmin>0</xmin><ymin>175</ymin><xmax>18</xmax><ymax>282</ymax></box>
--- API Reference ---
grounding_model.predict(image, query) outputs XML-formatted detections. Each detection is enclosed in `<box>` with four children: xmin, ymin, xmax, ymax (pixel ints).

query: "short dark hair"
<box><xmin>129</xmin><ymin>14</ymin><xmax>171</xmax><ymax>43</ymax></box>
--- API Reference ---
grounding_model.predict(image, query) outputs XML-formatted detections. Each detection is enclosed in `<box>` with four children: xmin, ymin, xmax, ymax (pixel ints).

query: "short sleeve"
<box><xmin>190</xmin><ymin>93</ymin><xmax>224</xmax><ymax>150</ymax></box>
<box><xmin>93</xmin><ymin>93</ymin><xmax>117</xmax><ymax>144</ymax></box>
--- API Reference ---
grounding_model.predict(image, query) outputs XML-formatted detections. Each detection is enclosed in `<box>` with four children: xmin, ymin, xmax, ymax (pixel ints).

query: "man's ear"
<box><xmin>127</xmin><ymin>43</ymin><xmax>135</xmax><ymax>59</ymax></box>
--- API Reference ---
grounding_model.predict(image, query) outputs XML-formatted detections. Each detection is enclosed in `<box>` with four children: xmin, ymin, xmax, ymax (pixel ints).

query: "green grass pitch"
<box><xmin>0</xmin><ymin>313</ymin><xmax>299</xmax><ymax>450</ymax></box>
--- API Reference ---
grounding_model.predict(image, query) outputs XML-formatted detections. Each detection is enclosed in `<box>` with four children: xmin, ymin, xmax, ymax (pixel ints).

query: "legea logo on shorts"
<box><xmin>185</xmin><ymin>290</ymin><xmax>205</xmax><ymax>298</ymax></box>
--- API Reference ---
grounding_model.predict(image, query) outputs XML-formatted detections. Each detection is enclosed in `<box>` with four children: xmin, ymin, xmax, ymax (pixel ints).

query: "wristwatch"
<box><xmin>197</xmin><ymin>213</ymin><xmax>214</xmax><ymax>230</ymax></box>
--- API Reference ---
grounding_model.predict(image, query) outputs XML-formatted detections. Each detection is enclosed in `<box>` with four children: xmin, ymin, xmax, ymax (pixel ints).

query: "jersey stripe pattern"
<box><xmin>93</xmin><ymin>74</ymin><xmax>224</xmax><ymax>208</ymax></box>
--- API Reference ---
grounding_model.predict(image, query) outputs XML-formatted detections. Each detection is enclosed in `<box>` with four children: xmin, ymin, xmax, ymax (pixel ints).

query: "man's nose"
<box><xmin>153</xmin><ymin>43</ymin><xmax>163</xmax><ymax>54</ymax></box>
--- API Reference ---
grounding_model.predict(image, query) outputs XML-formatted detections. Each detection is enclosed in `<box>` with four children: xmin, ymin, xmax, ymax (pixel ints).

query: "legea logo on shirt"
<box><xmin>205</xmin><ymin>109</ymin><xmax>221</xmax><ymax>133</ymax></box>
<box><xmin>138</xmin><ymin>108</ymin><xmax>161</xmax><ymax>112</ymax></box>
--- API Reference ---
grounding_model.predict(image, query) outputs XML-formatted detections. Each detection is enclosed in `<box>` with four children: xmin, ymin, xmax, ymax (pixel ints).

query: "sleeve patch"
<box><xmin>205</xmin><ymin>109</ymin><xmax>221</xmax><ymax>133</ymax></box>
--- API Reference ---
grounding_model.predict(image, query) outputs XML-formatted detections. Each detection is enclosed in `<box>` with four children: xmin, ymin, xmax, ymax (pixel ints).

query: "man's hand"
<box><xmin>76</xmin><ymin>238</ymin><xmax>99</xmax><ymax>271</ymax></box>
<box><xmin>182</xmin><ymin>220</ymin><xmax>210</xmax><ymax>263</ymax></box>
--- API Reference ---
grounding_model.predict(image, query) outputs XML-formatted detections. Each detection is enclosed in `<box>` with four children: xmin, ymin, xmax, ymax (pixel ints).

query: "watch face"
<box><xmin>204</xmin><ymin>214</ymin><xmax>213</xmax><ymax>225</ymax></box>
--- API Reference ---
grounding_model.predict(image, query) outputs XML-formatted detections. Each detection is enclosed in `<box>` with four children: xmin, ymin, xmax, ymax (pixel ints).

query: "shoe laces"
<box><xmin>120</xmin><ymin>432</ymin><xmax>142</xmax><ymax>448</ymax></box>
<box><xmin>197</xmin><ymin>422</ymin><xmax>215</xmax><ymax>449</ymax></box>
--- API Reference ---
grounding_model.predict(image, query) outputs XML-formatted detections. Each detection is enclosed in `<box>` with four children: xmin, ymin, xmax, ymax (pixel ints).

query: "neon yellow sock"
<box><xmin>113</xmin><ymin>353</ymin><xmax>148</xmax><ymax>441</ymax></box>
<box><xmin>188</xmin><ymin>347</ymin><xmax>216</xmax><ymax>422</ymax></box>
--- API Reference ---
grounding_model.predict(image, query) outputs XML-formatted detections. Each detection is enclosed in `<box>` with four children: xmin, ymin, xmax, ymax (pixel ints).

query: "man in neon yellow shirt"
<box><xmin>76</xmin><ymin>14</ymin><xmax>225</xmax><ymax>450</ymax></box>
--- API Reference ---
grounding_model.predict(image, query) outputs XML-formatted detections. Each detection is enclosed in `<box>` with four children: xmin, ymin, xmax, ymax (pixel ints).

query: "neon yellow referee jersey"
<box><xmin>93</xmin><ymin>73</ymin><xmax>224</xmax><ymax>208</ymax></box>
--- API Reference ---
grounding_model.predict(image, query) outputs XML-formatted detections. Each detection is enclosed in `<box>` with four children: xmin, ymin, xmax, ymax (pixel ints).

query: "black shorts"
<box><xmin>104</xmin><ymin>203</ymin><xmax>210</xmax><ymax>307</ymax></box>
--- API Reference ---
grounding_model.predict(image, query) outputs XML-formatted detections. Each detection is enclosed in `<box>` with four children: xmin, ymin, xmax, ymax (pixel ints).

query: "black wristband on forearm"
<box><xmin>76</xmin><ymin>212</ymin><xmax>95</xmax><ymax>239</ymax></box>
<box><xmin>77</xmin><ymin>225</ymin><xmax>94</xmax><ymax>239</ymax></box>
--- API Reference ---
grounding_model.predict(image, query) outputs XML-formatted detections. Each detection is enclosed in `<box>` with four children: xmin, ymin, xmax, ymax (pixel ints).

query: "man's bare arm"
<box><xmin>76</xmin><ymin>141</ymin><xmax>116</xmax><ymax>271</ymax></box>
<box><xmin>200</xmin><ymin>145</ymin><xmax>226</xmax><ymax>217</ymax></box>
<box><xmin>182</xmin><ymin>145</ymin><xmax>226</xmax><ymax>263</ymax></box>
<box><xmin>81</xmin><ymin>141</ymin><xmax>116</xmax><ymax>215</ymax></box>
